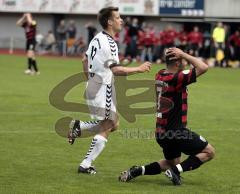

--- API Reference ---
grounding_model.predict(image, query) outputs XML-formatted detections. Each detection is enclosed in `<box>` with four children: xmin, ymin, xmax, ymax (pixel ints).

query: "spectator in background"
<box><xmin>228</xmin><ymin>29</ymin><xmax>240</xmax><ymax>65</ymax></box>
<box><xmin>57</xmin><ymin>20</ymin><xmax>67</xmax><ymax>56</ymax></box>
<box><xmin>212</xmin><ymin>22</ymin><xmax>225</xmax><ymax>66</ymax></box>
<box><xmin>128</xmin><ymin>18</ymin><xmax>140</xmax><ymax>61</ymax></box>
<box><xmin>201</xmin><ymin>30</ymin><xmax>211</xmax><ymax>59</ymax></box>
<box><xmin>73</xmin><ymin>36</ymin><xmax>86</xmax><ymax>57</ymax></box>
<box><xmin>36</xmin><ymin>30</ymin><xmax>44</xmax><ymax>53</ymax></box>
<box><xmin>158</xmin><ymin>25</ymin><xmax>177</xmax><ymax>62</ymax></box>
<box><xmin>123</xmin><ymin>17</ymin><xmax>132</xmax><ymax>59</ymax></box>
<box><xmin>163</xmin><ymin>25</ymin><xmax>177</xmax><ymax>48</ymax></box>
<box><xmin>188</xmin><ymin>26</ymin><xmax>203</xmax><ymax>57</ymax></box>
<box><xmin>85</xmin><ymin>22</ymin><xmax>97</xmax><ymax>45</ymax></box>
<box><xmin>212</xmin><ymin>22</ymin><xmax>225</xmax><ymax>49</ymax></box>
<box><xmin>67</xmin><ymin>20</ymin><xmax>77</xmax><ymax>55</ymax></box>
<box><xmin>178</xmin><ymin>27</ymin><xmax>188</xmax><ymax>52</ymax></box>
<box><xmin>140</xmin><ymin>24</ymin><xmax>155</xmax><ymax>62</ymax></box>
<box><xmin>45</xmin><ymin>30</ymin><xmax>56</xmax><ymax>53</ymax></box>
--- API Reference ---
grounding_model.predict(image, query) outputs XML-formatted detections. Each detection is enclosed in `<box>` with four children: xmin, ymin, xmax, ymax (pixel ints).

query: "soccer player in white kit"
<box><xmin>68</xmin><ymin>7</ymin><xmax>151</xmax><ymax>174</ymax></box>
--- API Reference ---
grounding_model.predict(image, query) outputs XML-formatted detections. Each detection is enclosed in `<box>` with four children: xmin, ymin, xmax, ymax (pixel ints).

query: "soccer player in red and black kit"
<box><xmin>119</xmin><ymin>47</ymin><xmax>215</xmax><ymax>185</ymax></box>
<box><xmin>16</xmin><ymin>13</ymin><xmax>39</xmax><ymax>75</ymax></box>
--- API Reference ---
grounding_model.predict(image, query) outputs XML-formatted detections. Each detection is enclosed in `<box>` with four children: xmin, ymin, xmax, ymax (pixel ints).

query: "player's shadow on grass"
<box><xmin>120</xmin><ymin>176</ymin><xmax>200</xmax><ymax>187</ymax></box>
<box><xmin>117</xmin><ymin>177</ymin><xmax>171</xmax><ymax>186</ymax></box>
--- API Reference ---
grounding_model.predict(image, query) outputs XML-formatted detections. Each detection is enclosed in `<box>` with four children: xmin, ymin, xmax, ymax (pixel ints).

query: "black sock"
<box><xmin>172</xmin><ymin>156</ymin><xmax>203</xmax><ymax>174</ymax></box>
<box><xmin>28</xmin><ymin>58</ymin><xmax>32</xmax><ymax>70</ymax></box>
<box><xmin>32</xmin><ymin>59</ymin><xmax>38</xmax><ymax>72</ymax></box>
<box><xmin>144</xmin><ymin>162</ymin><xmax>161</xmax><ymax>175</ymax></box>
<box><xmin>131</xmin><ymin>167</ymin><xmax>143</xmax><ymax>177</ymax></box>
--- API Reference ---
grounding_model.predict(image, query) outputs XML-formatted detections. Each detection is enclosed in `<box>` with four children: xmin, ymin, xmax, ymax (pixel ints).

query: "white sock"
<box><xmin>80</xmin><ymin>134</ymin><xmax>107</xmax><ymax>168</ymax></box>
<box><xmin>176</xmin><ymin>164</ymin><xmax>183</xmax><ymax>173</ymax></box>
<box><xmin>80</xmin><ymin>120</ymin><xmax>100</xmax><ymax>130</ymax></box>
<box><xmin>141</xmin><ymin>166</ymin><xmax>145</xmax><ymax>175</ymax></box>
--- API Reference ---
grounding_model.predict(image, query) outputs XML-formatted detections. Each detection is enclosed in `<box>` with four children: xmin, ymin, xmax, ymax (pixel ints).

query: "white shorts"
<box><xmin>85</xmin><ymin>80</ymin><xmax>117</xmax><ymax>121</ymax></box>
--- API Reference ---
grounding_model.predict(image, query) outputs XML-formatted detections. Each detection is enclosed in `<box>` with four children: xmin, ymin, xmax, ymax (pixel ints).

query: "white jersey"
<box><xmin>86</xmin><ymin>31</ymin><xmax>119</xmax><ymax>85</ymax></box>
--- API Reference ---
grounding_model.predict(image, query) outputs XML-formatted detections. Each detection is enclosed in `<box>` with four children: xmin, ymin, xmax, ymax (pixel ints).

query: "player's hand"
<box><xmin>138</xmin><ymin>62</ymin><xmax>151</xmax><ymax>73</ymax></box>
<box><xmin>165</xmin><ymin>47</ymin><xmax>185</xmax><ymax>60</ymax></box>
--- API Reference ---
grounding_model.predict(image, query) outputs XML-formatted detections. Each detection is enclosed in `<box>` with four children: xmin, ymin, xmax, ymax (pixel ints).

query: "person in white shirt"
<box><xmin>68</xmin><ymin>6</ymin><xmax>151</xmax><ymax>174</ymax></box>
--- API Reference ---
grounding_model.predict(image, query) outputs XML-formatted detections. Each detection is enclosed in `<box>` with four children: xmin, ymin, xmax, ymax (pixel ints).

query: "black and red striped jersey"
<box><xmin>155</xmin><ymin>68</ymin><xmax>197</xmax><ymax>133</ymax></box>
<box><xmin>22</xmin><ymin>21</ymin><xmax>37</xmax><ymax>41</ymax></box>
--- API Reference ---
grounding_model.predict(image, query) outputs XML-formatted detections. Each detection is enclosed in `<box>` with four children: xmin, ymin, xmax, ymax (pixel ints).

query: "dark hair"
<box><xmin>164</xmin><ymin>48</ymin><xmax>179</xmax><ymax>67</ymax></box>
<box><xmin>98</xmin><ymin>7</ymin><xmax>119</xmax><ymax>29</ymax></box>
<box><xmin>165</xmin><ymin>54</ymin><xmax>178</xmax><ymax>66</ymax></box>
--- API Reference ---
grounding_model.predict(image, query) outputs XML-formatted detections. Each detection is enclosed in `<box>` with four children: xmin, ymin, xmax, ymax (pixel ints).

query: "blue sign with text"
<box><xmin>159</xmin><ymin>0</ymin><xmax>204</xmax><ymax>16</ymax></box>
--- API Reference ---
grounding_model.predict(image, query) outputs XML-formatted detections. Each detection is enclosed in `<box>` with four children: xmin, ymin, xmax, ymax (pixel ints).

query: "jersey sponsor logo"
<box><xmin>200</xmin><ymin>135</ymin><xmax>207</xmax><ymax>142</ymax></box>
<box><xmin>182</xmin><ymin>69</ymin><xmax>190</xmax><ymax>74</ymax></box>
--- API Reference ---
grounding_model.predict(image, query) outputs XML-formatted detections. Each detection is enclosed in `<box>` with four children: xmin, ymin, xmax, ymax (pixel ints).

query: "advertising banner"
<box><xmin>0</xmin><ymin>0</ymin><xmax>18</xmax><ymax>11</ymax></box>
<box><xmin>119</xmin><ymin>0</ymin><xmax>159</xmax><ymax>15</ymax></box>
<box><xmin>159</xmin><ymin>0</ymin><xmax>204</xmax><ymax>16</ymax></box>
<box><xmin>0</xmin><ymin>0</ymin><xmax>159</xmax><ymax>15</ymax></box>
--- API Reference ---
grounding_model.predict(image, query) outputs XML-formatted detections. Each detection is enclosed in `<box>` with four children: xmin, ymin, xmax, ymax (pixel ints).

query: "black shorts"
<box><xmin>155</xmin><ymin>128</ymin><xmax>208</xmax><ymax>160</ymax></box>
<box><xmin>26</xmin><ymin>39</ymin><xmax>36</xmax><ymax>51</ymax></box>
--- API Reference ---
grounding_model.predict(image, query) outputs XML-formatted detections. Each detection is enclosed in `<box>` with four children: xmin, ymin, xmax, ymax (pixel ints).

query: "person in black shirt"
<box><xmin>85</xmin><ymin>22</ymin><xmax>97</xmax><ymax>45</ymax></box>
<box><xmin>57</xmin><ymin>20</ymin><xmax>67</xmax><ymax>56</ymax></box>
<box><xmin>17</xmin><ymin>13</ymin><xmax>40</xmax><ymax>75</ymax></box>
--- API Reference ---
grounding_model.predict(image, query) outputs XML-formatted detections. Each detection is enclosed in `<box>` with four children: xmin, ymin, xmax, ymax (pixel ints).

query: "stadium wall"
<box><xmin>0</xmin><ymin>13</ymin><xmax>182</xmax><ymax>50</ymax></box>
<box><xmin>205</xmin><ymin>0</ymin><xmax>240</xmax><ymax>18</ymax></box>
<box><xmin>1</xmin><ymin>0</ymin><xmax>240</xmax><ymax>50</ymax></box>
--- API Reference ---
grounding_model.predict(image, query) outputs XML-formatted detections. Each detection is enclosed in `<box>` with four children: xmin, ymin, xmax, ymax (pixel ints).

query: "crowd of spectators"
<box><xmin>122</xmin><ymin>18</ymin><xmax>240</xmax><ymax>68</ymax></box>
<box><xmin>35</xmin><ymin>18</ymin><xmax>240</xmax><ymax>68</ymax></box>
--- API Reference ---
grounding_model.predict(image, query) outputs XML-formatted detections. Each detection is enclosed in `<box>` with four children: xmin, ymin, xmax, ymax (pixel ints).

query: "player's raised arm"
<box><xmin>111</xmin><ymin>61</ymin><xmax>151</xmax><ymax>76</ymax></box>
<box><xmin>16</xmin><ymin>14</ymin><xmax>26</xmax><ymax>26</ymax></box>
<box><xmin>25</xmin><ymin>13</ymin><xmax>34</xmax><ymax>25</ymax></box>
<box><xmin>166</xmin><ymin>47</ymin><xmax>208</xmax><ymax>77</ymax></box>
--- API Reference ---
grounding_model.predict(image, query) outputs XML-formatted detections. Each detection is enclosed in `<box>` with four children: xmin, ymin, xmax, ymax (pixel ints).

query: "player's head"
<box><xmin>193</xmin><ymin>26</ymin><xmax>199</xmax><ymax>32</ymax></box>
<box><xmin>217</xmin><ymin>22</ymin><xmax>223</xmax><ymax>28</ymax></box>
<box><xmin>98</xmin><ymin>7</ymin><xmax>123</xmax><ymax>32</ymax></box>
<box><xmin>165</xmin><ymin>49</ymin><xmax>185</xmax><ymax>71</ymax></box>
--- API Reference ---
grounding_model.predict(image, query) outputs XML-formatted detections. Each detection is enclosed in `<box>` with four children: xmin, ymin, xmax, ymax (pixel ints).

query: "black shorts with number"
<box><xmin>26</xmin><ymin>39</ymin><xmax>36</xmax><ymax>51</ymax></box>
<box><xmin>155</xmin><ymin>128</ymin><xmax>208</xmax><ymax>160</ymax></box>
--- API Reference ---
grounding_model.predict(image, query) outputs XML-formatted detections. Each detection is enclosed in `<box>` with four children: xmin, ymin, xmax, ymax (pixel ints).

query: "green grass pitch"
<box><xmin>0</xmin><ymin>54</ymin><xmax>240</xmax><ymax>194</ymax></box>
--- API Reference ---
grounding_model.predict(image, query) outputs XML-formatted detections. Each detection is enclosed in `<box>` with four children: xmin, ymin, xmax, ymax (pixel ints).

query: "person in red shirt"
<box><xmin>159</xmin><ymin>25</ymin><xmax>178</xmax><ymax>62</ymax></box>
<box><xmin>16</xmin><ymin>13</ymin><xmax>39</xmax><ymax>75</ymax></box>
<box><xmin>140</xmin><ymin>25</ymin><xmax>155</xmax><ymax>62</ymax></box>
<box><xmin>119</xmin><ymin>48</ymin><xmax>215</xmax><ymax>186</ymax></box>
<box><xmin>123</xmin><ymin>19</ymin><xmax>132</xmax><ymax>58</ymax></box>
<box><xmin>178</xmin><ymin>28</ymin><xmax>188</xmax><ymax>52</ymax></box>
<box><xmin>163</xmin><ymin>25</ymin><xmax>178</xmax><ymax>48</ymax></box>
<box><xmin>228</xmin><ymin>29</ymin><xmax>240</xmax><ymax>62</ymax></box>
<box><xmin>187</xmin><ymin>26</ymin><xmax>203</xmax><ymax>57</ymax></box>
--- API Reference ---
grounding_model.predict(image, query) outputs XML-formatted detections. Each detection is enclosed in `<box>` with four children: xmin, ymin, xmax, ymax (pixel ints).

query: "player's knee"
<box><xmin>27</xmin><ymin>52</ymin><xmax>32</xmax><ymax>58</ymax></box>
<box><xmin>27</xmin><ymin>51</ymin><xmax>35</xmax><ymax>58</ymax></box>
<box><xmin>109</xmin><ymin>116</ymin><xmax>119</xmax><ymax>132</ymax></box>
<box><xmin>206</xmin><ymin>144</ymin><xmax>215</xmax><ymax>160</ymax></box>
<box><xmin>99</xmin><ymin>130</ymin><xmax>110</xmax><ymax>138</ymax></box>
<box><xmin>112</xmin><ymin>120</ymin><xmax>119</xmax><ymax>131</ymax></box>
